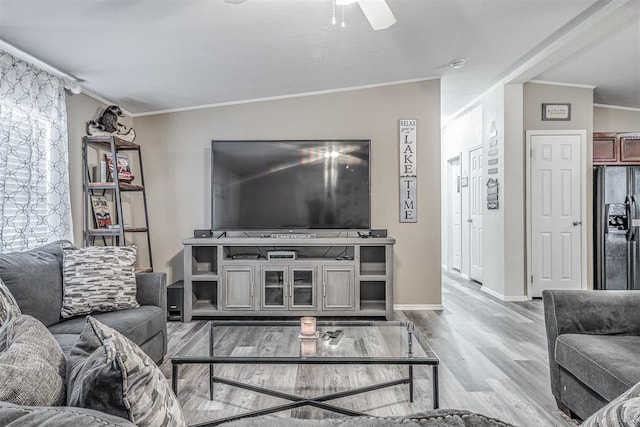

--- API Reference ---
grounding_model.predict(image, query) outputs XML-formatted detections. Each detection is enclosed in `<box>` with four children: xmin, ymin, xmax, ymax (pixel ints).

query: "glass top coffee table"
<box><xmin>171</xmin><ymin>320</ymin><xmax>439</xmax><ymax>426</ymax></box>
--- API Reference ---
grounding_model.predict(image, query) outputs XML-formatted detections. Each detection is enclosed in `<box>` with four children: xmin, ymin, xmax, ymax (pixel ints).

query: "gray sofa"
<box><xmin>543</xmin><ymin>289</ymin><xmax>640</xmax><ymax>420</ymax></box>
<box><xmin>0</xmin><ymin>403</ymin><xmax>514</xmax><ymax>427</ymax></box>
<box><xmin>0</xmin><ymin>240</ymin><xmax>167</xmax><ymax>363</ymax></box>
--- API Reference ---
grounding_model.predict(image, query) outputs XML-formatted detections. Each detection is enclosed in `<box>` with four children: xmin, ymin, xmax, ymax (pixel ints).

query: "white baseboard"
<box><xmin>394</xmin><ymin>304</ymin><xmax>444</xmax><ymax>311</ymax></box>
<box><xmin>502</xmin><ymin>295</ymin><xmax>530</xmax><ymax>302</ymax></box>
<box><xmin>480</xmin><ymin>286</ymin><xmax>529</xmax><ymax>302</ymax></box>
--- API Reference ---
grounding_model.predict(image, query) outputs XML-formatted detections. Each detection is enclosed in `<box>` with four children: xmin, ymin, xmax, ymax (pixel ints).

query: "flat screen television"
<box><xmin>212</xmin><ymin>140</ymin><xmax>371</xmax><ymax>231</ymax></box>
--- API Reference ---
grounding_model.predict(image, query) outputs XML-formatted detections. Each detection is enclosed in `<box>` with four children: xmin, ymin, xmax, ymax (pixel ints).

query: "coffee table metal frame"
<box><xmin>171</xmin><ymin>320</ymin><xmax>439</xmax><ymax>426</ymax></box>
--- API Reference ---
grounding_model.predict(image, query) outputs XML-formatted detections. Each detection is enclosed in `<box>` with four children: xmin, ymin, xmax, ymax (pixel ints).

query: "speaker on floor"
<box><xmin>167</xmin><ymin>281</ymin><xmax>184</xmax><ymax>321</ymax></box>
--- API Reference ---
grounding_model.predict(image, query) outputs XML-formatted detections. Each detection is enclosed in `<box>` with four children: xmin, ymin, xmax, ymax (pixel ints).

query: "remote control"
<box><xmin>329</xmin><ymin>329</ymin><xmax>344</xmax><ymax>345</ymax></box>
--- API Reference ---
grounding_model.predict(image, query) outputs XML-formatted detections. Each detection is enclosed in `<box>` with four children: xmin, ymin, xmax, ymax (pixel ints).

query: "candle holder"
<box><xmin>300</xmin><ymin>316</ymin><xmax>317</xmax><ymax>337</ymax></box>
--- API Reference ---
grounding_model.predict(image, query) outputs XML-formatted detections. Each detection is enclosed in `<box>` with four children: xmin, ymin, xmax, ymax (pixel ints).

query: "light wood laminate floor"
<box><xmin>160</xmin><ymin>272</ymin><xmax>575</xmax><ymax>426</ymax></box>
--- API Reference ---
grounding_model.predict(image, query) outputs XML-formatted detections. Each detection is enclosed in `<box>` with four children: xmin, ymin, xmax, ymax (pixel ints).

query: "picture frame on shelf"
<box><xmin>105</xmin><ymin>153</ymin><xmax>134</xmax><ymax>183</ymax></box>
<box><xmin>90</xmin><ymin>195</ymin><xmax>112</xmax><ymax>228</ymax></box>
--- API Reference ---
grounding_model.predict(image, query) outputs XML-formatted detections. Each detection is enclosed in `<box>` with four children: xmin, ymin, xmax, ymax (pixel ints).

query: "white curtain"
<box><xmin>0</xmin><ymin>50</ymin><xmax>73</xmax><ymax>253</ymax></box>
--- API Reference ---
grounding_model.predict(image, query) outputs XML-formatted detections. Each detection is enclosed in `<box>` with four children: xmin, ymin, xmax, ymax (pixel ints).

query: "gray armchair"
<box><xmin>542</xmin><ymin>289</ymin><xmax>640</xmax><ymax>420</ymax></box>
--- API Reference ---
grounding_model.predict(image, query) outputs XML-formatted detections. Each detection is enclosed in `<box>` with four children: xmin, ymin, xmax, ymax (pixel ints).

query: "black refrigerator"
<box><xmin>594</xmin><ymin>165</ymin><xmax>640</xmax><ymax>290</ymax></box>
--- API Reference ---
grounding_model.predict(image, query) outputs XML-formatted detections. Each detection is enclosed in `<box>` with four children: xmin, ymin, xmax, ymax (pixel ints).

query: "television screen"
<box><xmin>212</xmin><ymin>140</ymin><xmax>371</xmax><ymax>230</ymax></box>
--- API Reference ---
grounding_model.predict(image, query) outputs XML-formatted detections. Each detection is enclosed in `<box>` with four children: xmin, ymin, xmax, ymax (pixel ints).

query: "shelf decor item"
<box><xmin>86</xmin><ymin>105</ymin><xmax>137</xmax><ymax>142</ymax></box>
<box><xmin>90</xmin><ymin>195</ymin><xmax>112</xmax><ymax>228</ymax></box>
<box><xmin>105</xmin><ymin>153</ymin><xmax>134</xmax><ymax>183</ymax></box>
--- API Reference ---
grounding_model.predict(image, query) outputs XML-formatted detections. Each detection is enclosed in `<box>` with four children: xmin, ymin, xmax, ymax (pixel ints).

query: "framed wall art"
<box><xmin>542</xmin><ymin>103</ymin><xmax>571</xmax><ymax>121</ymax></box>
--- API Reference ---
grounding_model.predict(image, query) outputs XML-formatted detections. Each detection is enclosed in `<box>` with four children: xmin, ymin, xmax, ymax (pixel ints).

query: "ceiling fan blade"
<box><xmin>357</xmin><ymin>0</ymin><xmax>396</xmax><ymax>31</ymax></box>
<box><xmin>224</xmin><ymin>0</ymin><xmax>247</xmax><ymax>4</ymax></box>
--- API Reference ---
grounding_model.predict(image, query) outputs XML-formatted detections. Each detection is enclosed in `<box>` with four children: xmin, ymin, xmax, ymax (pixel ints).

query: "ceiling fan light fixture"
<box><xmin>357</xmin><ymin>0</ymin><xmax>396</xmax><ymax>31</ymax></box>
<box><xmin>449</xmin><ymin>59</ymin><xmax>466</xmax><ymax>70</ymax></box>
<box><xmin>336</xmin><ymin>0</ymin><xmax>357</xmax><ymax>5</ymax></box>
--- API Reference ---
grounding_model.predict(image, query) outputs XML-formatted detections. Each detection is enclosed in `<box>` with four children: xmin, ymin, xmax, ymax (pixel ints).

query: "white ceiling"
<box><xmin>0</xmin><ymin>0</ymin><xmax>638</xmax><ymax>118</ymax></box>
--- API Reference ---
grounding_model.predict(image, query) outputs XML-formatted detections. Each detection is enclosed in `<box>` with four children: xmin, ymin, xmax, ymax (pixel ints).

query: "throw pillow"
<box><xmin>61</xmin><ymin>243</ymin><xmax>139</xmax><ymax>318</ymax></box>
<box><xmin>582</xmin><ymin>381</ymin><xmax>640</xmax><ymax>427</ymax></box>
<box><xmin>67</xmin><ymin>316</ymin><xmax>186</xmax><ymax>427</ymax></box>
<box><xmin>0</xmin><ymin>277</ymin><xmax>21</xmax><ymax>326</ymax></box>
<box><xmin>0</xmin><ymin>313</ymin><xmax>66</xmax><ymax>406</ymax></box>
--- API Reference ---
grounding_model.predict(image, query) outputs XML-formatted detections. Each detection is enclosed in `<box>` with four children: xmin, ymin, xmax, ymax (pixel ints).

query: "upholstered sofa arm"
<box><xmin>543</xmin><ymin>289</ymin><xmax>640</xmax><ymax>400</ymax></box>
<box><xmin>0</xmin><ymin>400</ymin><xmax>136</xmax><ymax>426</ymax></box>
<box><xmin>135</xmin><ymin>272</ymin><xmax>167</xmax><ymax>309</ymax></box>
<box><xmin>543</xmin><ymin>290</ymin><xmax>640</xmax><ymax>337</ymax></box>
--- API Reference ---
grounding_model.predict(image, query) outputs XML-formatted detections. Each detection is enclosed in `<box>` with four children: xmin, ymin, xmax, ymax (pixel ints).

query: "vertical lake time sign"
<box><xmin>399</xmin><ymin>119</ymin><xmax>417</xmax><ymax>223</ymax></box>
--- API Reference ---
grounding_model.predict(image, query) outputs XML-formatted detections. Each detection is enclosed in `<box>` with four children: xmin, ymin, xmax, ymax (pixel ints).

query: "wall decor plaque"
<box><xmin>487</xmin><ymin>178</ymin><xmax>499</xmax><ymax>210</ymax></box>
<box><xmin>399</xmin><ymin>120</ymin><xmax>417</xmax><ymax>223</ymax></box>
<box><xmin>542</xmin><ymin>103</ymin><xmax>571</xmax><ymax>121</ymax></box>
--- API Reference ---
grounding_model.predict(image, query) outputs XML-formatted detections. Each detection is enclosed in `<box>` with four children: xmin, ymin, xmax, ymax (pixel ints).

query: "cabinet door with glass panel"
<box><xmin>260</xmin><ymin>266</ymin><xmax>316</xmax><ymax>310</ymax></box>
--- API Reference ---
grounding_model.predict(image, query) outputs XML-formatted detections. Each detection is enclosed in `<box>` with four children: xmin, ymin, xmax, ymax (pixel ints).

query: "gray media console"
<box><xmin>182</xmin><ymin>236</ymin><xmax>395</xmax><ymax>321</ymax></box>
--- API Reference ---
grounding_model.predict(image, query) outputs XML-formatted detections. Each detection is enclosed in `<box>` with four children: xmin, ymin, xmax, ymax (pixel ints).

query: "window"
<box><xmin>0</xmin><ymin>50</ymin><xmax>72</xmax><ymax>253</ymax></box>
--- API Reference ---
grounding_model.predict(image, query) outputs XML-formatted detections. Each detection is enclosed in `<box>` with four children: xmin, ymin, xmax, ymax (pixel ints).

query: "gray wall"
<box><xmin>133</xmin><ymin>81</ymin><xmax>442</xmax><ymax>306</ymax></box>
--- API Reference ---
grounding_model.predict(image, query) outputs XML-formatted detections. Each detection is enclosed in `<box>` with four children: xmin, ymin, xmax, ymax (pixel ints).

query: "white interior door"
<box><xmin>469</xmin><ymin>147</ymin><xmax>483</xmax><ymax>282</ymax></box>
<box><xmin>529</xmin><ymin>131</ymin><xmax>584</xmax><ymax>297</ymax></box>
<box><xmin>448</xmin><ymin>157</ymin><xmax>462</xmax><ymax>271</ymax></box>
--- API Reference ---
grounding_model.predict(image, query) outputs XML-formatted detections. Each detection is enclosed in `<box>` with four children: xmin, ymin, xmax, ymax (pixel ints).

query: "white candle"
<box><xmin>300</xmin><ymin>316</ymin><xmax>316</xmax><ymax>336</ymax></box>
<box><xmin>301</xmin><ymin>339</ymin><xmax>317</xmax><ymax>356</ymax></box>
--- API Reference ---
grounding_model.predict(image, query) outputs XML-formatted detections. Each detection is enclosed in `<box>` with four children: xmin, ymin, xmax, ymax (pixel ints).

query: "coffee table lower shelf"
<box><xmin>172</xmin><ymin>357</ymin><xmax>439</xmax><ymax>427</ymax></box>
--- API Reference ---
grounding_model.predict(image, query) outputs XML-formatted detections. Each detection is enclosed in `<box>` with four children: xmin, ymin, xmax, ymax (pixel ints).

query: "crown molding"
<box><xmin>594</xmin><ymin>103</ymin><xmax>640</xmax><ymax>112</ymax></box>
<box><xmin>131</xmin><ymin>77</ymin><xmax>440</xmax><ymax>118</ymax></box>
<box><xmin>528</xmin><ymin>79</ymin><xmax>596</xmax><ymax>90</ymax></box>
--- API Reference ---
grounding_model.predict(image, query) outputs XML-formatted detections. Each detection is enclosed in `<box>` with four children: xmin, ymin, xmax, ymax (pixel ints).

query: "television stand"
<box><xmin>182</xmin><ymin>235</ymin><xmax>395</xmax><ymax>321</ymax></box>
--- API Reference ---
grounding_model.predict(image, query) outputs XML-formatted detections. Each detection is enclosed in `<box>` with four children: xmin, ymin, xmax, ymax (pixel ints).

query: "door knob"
<box><xmin>573</xmin><ymin>221</ymin><xmax>582</xmax><ymax>226</ymax></box>
<box><xmin>467</xmin><ymin>219</ymin><xmax>473</xmax><ymax>223</ymax></box>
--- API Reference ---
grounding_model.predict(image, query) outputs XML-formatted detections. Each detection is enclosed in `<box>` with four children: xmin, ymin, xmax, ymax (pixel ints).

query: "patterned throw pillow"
<box><xmin>0</xmin><ymin>277</ymin><xmax>21</xmax><ymax>326</ymax></box>
<box><xmin>61</xmin><ymin>244</ymin><xmax>139</xmax><ymax>318</ymax></box>
<box><xmin>0</xmin><ymin>313</ymin><xmax>66</xmax><ymax>406</ymax></box>
<box><xmin>67</xmin><ymin>316</ymin><xmax>186</xmax><ymax>427</ymax></box>
<box><xmin>582</xmin><ymin>381</ymin><xmax>640</xmax><ymax>427</ymax></box>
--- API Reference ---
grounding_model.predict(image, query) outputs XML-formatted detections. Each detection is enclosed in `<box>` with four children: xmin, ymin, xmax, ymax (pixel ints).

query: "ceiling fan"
<box><xmin>223</xmin><ymin>0</ymin><xmax>397</xmax><ymax>31</ymax></box>
<box><xmin>336</xmin><ymin>0</ymin><xmax>396</xmax><ymax>30</ymax></box>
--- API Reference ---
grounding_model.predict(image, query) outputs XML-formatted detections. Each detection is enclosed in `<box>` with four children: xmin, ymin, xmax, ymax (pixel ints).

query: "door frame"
<box><xmin>525</xmin><ymin>129</ymin><xmax>588</xmax><ymax>298</ymax></box>
<box><xmin>468</xmin><ymin>144</ymin><xmax>483</xmax><ymax>283</ymax></box>
<box><xmin>446</xmin><ymin>154</ymin><xmax>462</xmax><ymax>271</ymax></box>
